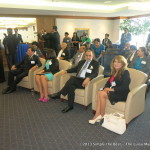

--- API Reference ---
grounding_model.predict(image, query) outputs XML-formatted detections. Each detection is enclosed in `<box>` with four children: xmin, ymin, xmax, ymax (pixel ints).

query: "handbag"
<box><xmin>101</xmin><ymin>112</ymin><xmax>126</xmax><ymax>135</ymax></box>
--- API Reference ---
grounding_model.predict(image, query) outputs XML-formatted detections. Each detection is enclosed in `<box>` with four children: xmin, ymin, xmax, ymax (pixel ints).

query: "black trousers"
<box><xmin>8</xmin><ymin>68</ymin><xmax>28</xmax><ymax>90</ymax></box>
<box><xmin>60</xmin><ymin>76</ymin><xmax>85</xmax><ymax>107</ymax></box>
<box><xmin>6</xmin><ymin>54</ymin><xmax>16</xmax><ymax>70</ymax></box>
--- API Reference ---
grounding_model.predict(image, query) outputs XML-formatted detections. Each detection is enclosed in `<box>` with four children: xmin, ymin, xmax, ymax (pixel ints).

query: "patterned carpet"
<box><xmin>0</xmin><ymin>81</ymin><xmax>150</xmax><ymax>150</ymax></box>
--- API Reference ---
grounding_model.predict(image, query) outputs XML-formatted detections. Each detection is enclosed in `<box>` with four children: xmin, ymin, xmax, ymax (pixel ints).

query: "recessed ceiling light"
<box><xmin>104</xmin><ymin>1</ymin><xmax>112</xmax><ymax>4</ymax></box>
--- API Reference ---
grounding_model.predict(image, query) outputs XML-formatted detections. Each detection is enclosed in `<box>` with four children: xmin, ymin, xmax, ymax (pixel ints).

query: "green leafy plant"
<box><xmin>120</xmin><ymin>18</ymin><xmax>150</xmax><ymax>36</ymax></box>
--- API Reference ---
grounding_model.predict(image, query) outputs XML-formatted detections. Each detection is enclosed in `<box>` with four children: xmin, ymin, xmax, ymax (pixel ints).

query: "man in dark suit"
<box><xmin>2</xmin><ymin>47</ymin><xmax>42</xmax><ymax>94</ymax></box>
<box><xmin>3</xmin><ymin>28</ymin><xmax>18</xmax><ymax>70</ymax></box>
<box><xmin>14</xmin><ymin>28</ymin><xmax>23</xmax><ymax>43</ymax></box>
<box><xmin>49</xmin><ymin>26</ymin><xmax>61</xmax><ymax>56</ymax></box>
<box><xmin>50</xmin><ymin>50</ymin><xmax>99</xmax><ymax>113</ymax></box>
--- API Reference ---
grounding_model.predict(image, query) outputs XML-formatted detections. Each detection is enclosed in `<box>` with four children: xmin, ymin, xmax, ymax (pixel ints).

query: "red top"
<box><xmin>109</xmin><ymin>75</ymin><xmax>115</xmax><ymax>83</ymax></box>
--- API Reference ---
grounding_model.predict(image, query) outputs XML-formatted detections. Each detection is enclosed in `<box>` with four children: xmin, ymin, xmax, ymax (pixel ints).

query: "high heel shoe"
<box><xmin>89</xmin><ymin>115</ymin><xmax>103</xmax><ymax>124</ymax></box>
<box><xmin>42</xmin><ymin>98</ymin><xmax>49</xmax><ymax>103</ymax></box>
<box><xmin>38</xmin><ymin>97</ymin><xmax>43</xmax><ymax>101</ymax></box>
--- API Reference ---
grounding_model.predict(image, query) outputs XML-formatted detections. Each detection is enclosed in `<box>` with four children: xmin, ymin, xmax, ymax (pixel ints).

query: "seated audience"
<box><xmin>2</xmin><ymin>47</ymin><xmax>42</xmax><ymax>94</ymax></box>
<box><xmin>70</xmin><ymin>46</ymin><xmax>86</xmax><ymax>67</ymax></box>
<box><xmin>121</xmin><ymin>42</ymin><xmax>137</xmax><ymax>63</ymax></box>
<box><xmin>128</xmin><ymin>47</ymin><xmax>150</xmax><ymax>75</ymax></box>
<box><xmin>50</xmin><ymin>50</ymin><xmax>99</xmax><ymax>113</ymax></box>
<box><xmin>63</xmin><ymin>32</ymin><xmax>72</xmax><ymax>50</ymax></box>
<box><xmin>32</xmin><ymin>41</ymin><xmax>43</xmax><ymax>58</ymax></box>
<box><xmin>57</xmin><ymin>42</ymin><xmax>70</xmax><ymax>61</ymax></box>
<box><xmin>35</xmin><ymin>49</ymin><xmax>59</xmax><ymax>102</ymax></box>
<box><xmin>91</xmin><ymin>38</ymin><xmax>105</xmax><ymax>64</ymax></box>
<box><xmin>81</xmin><ymin>33</ymin><xmax>91</xmax><ymax>45</ymax></box>
<box><xmin>89</xmin><ymin>55</ymin><xmax>130</xmax><ymax>124</ymax></box>
<box><xmin>105</xmin><ymin>41</ymin><xmax>113</xmax><ymax>51</ymax></box>
<box><xmin>102</xmin><ymin>33</ymin><xmax>111</xmax><ymax>47</ymax></box>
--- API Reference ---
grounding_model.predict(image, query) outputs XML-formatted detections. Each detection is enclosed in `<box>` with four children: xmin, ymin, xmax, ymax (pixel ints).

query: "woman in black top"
<box><xmin>89</xmin><ymin>55</ymin><xmax>130</xmax><ymax>124</ymax></box>
<box><xmin>35</xmin><ymin>49</ymin><xmax>59</xmax><ymax>102</ymax></box>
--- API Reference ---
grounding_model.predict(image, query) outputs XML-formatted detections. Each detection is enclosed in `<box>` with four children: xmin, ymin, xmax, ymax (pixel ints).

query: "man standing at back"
<box><xmin>2</xmin><ymin>47</ymin><xmax>42</xmax><ymax>94</ymax></box>
<box><xmin>3</xmin><ymin>28</ymin><xmax>18</xmax><ymax>70</ymax></box>
<box><xmin>14</xmin><ymin>28</ymin><xmax>23</xmax><ymax>43</ymax></box>
<box><xmin>50</xmin><ymin>50</ymin><xmax>99</xmax><ymax>113</ymax></box>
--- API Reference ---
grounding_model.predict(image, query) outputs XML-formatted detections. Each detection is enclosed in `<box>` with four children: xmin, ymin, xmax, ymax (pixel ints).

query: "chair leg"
<box><xmin>92</xmin><ymin>110</ymin><xmax>96</xmax><ymax>114</ymax></box>
<box><xmin>84</xmin><ymin>106</ymin><xmax>88</xmax><ymax>110</ymax></box>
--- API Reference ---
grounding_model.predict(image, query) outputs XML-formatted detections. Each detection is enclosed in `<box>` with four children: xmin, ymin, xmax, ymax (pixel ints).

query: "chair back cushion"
<box><xmin>98</xmin><ymin>65</ymin><xmax>104</xmax><ymax>75</ymax></box>
<box><xmin>58</xmin><ymin>60</ymin><xmax>71</xmax><ymax>70</ymax></box>
<box><xmin>128</xmin><ymin>68</ymin><xmax>148</xmax><ymax>89</ymax></box>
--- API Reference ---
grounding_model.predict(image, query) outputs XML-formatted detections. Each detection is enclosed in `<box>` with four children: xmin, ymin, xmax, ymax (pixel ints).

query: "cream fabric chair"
<box><xmin>18</xmin><ymin>58</ymin><xmax>46</xmax><ymax>89</ymax></box>
<box><xmin>34</xmin><ymin>59</ymin><xmax>72</xmax><ymax>94</ymax></box>
<box><xmin>60</xmin><ymin>65</ymin><xmax>104</xmax><ymax>109</ymax></box>
<box><xmin>92</xmin><ymin>68</ymin><xmax>148</xmax><ymax>124</ymax></box>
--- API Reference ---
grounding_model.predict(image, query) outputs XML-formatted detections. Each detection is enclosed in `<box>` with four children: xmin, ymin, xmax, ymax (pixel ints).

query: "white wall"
<box><xmin>56</xmin><ymin>18</ymin><xmax>120</xmax><ymax>43</ymax></box>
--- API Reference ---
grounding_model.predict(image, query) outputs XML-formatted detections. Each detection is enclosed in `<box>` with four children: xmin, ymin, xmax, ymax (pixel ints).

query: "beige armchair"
<box><xmin>17</xmin><ymin>58</ymin><xmax>46</xmax><ymax>90</ymax></box>
<box><xmin>60</xmin><ymin>65</ymin><xmax>104</xmax><ymax>109</ymax></box>
<box><xmin>92</xmin><ymin>68</ymin><xmax>148</xmax><ymax>124</ymax></box>
<box><xmin>34</xmin><ymin>59</ymin><xmax>72</xmax><ymax>94</ymax></box>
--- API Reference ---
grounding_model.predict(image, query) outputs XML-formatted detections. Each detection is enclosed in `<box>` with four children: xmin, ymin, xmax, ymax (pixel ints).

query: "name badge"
<box><xmin>31</xmin><ymin>61</ymin><xmax>35</xmax><ymax>64</ymax></box>
<box><xmin>141</xmin><ymin>61</ymin><xmax>146</xmax><ymax>64</ymax></box>
<box><xmin>111</xmin><ymin>81</ymin><xmax>116</xmax><ymax>87</ymax></box>
<box><xmin>62</xmin><ymin>53</ymin><xmax>65</xmax><ymax>56</ymax></box>
<box><xmin>86</xmin><ymin>69</ymin><xmax>92</xmax><ymax>73</ymax></box>
<box><xmin>49</xmin><ymin>61</ymin><xmax>52</xmax><ymax>65</ymax></box>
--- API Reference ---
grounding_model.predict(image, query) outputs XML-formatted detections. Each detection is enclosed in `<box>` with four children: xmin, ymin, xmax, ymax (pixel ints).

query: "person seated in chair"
<box><xmin>32</xmin><ymin>41</ymin><xmax>43</xmax><ymax>58</ymax></box>
<box><xmin>2</xmin><ymin>47</ymin><xmax>42</xmax><ymax>94</ymax></box>
<box><xmin>57</xmin><ymin>42</ymin><xmax>70</xmax><ymax>61</ymax></box>
<box><xmin>69</xmin><ymin>45</ymin><xmax>86</xmax><ymax>67</ymax></box>
<box><xmin>89</xmin><ymin>55</ymin><xmax>130</xmax><ymax>124</ymax></box>
<box><xmin>50</xmin><ymin>50</ymin><xmax>99</xmax><ymax>113</ymax></box>
<box><xmin>128</xmin><ymin>47</ymin><xmax>150</xmax><ymax>75</ymax></box>
<box><xmin>35</xmin><ymin>49</ymin><xmax>59</xmax><ymax>102</ymax></box>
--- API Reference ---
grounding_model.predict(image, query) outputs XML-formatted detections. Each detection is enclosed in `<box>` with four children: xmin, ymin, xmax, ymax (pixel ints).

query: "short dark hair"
<box><xmin>32</xmin><ymin>41</ymin><xmax>39</xmax><ymax>47</ymax></box>
<box><xmin>53</xmin><ymin>26</ymin><xmax>57</xmax><ymax>31</ymax></box>
<box><xmin>45</xmin><ymin>49</ymin><xmax>56</xmax><ymax>59</ymax></box>
<box><xmin>65</xmin><ymin>32</ymin><xmax>69</xmax><ymax>35</ymax></box>
<box><xmin>94</xmin><ymin>38</ymin><xmax>100</xmax><ymax>43</ymax></box>
<box><xmin>105</xmin><ymin>33</ymin><xmax>109</xmax><ymax>37</ymax></box>
<box><xmin>28</xmin><ymin>47</ymin><xmax>35</xmax><ymax>52</ymax></box>
<box><xmin>139</xmin><ymin>47</ymin><xmax>148</xmax><ymax>56</ymax></box>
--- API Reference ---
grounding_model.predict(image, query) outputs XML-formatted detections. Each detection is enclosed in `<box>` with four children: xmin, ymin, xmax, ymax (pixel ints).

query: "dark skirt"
<box><xmin>108</xmin><ymin>91</ymin><xmax>129</xmax><ymax>105</ymax></box>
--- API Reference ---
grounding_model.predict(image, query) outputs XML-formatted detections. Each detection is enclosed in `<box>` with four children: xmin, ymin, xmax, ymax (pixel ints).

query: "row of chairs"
<box><xmin>18</xmin><ymin>58</ymin><xmax>148</xmax><ymax>124</ymax></box>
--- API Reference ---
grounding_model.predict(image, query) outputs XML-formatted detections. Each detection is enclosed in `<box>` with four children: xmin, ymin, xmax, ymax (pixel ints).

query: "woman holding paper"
<box><xmin>35</xmin><ymin>49</ymin><xmax>59</xmax><ymax>102</ymax></box>
<box><xmin>89</xmin><ymin>55</ymin><xmax>131</xmax><ymax>124</ymax></box>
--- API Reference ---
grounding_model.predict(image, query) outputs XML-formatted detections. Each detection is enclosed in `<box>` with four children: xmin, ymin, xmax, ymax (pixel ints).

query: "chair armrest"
<box><xmin>125</xmin><ymin>84</ymin><xmax>147</xmax><ymax>123</ymax></box>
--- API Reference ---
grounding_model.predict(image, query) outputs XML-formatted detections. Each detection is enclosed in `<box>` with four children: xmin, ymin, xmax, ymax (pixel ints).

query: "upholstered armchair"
<box><xmin>34</xmin><ymin>60</ymin><xmax>72</xmax><ymax>94</ymax></box>
<box><xmin>60</xmin><ymin>65</ymin><xmax>104</xmax><ymax>109</ymax></box>
<box><xmin>92</xmin><ymin>68</ymin><xmax>148</xmax><ymax>124</ymax></box>
<box><xmin>18</xmin><ymin>58</ymin><xmax>46</xmax><ymax>90</ymax></box>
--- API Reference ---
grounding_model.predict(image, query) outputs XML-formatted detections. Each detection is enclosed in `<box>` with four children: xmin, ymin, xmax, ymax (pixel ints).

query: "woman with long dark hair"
<box><xmin>35</xmin><ymin>49</ymin><xmax>59</xmax><ymax>102</ymax></box>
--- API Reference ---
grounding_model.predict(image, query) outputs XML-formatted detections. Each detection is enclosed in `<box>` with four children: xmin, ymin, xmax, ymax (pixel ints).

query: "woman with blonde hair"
<box><xmin>89</xmin><ymin>55</ymin><xmax>131</xmax><ymax>124</ymax></box>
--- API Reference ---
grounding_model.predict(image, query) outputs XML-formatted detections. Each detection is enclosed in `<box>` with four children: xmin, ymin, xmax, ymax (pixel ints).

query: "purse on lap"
<box><xmin>101</xmin><ymin>112</ymin><xmax>126</xmax><ymax>135</ymax></box>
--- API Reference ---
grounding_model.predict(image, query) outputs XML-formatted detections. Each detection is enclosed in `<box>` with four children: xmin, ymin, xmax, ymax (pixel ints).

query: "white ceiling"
<box><xmin>0</xmin><ymin>0</ymin><xmax>150</xmax><ymax>17</ymax></box>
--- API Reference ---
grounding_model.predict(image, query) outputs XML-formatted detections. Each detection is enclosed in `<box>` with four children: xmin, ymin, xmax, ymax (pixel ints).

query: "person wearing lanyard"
<box><xmin>89</xmin><ymin>55</ymin><xmax>131</xmax><ymax>124</ymax></box>
<box><xmin>50</xmin><ymin>50</ymin><xmax>99</xmax><ymax>113</ymax></box>
<box><xmin>35</xmin><ymin>49</ymin><xmax>59</xmax><ymax>102</ymax></box>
